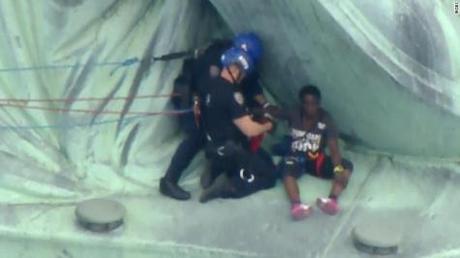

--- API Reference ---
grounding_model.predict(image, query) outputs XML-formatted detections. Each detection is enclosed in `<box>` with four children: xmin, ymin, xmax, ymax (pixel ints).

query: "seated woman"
<box><xmin>278</xmin><ymin>85</ymin><xmax>353</xmax><ymax>220</ymax></box>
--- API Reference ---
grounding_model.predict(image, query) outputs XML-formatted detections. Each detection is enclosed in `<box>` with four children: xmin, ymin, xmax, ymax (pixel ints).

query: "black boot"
<box><xmin>199</xmin><ymin>174</ymin><xmax>233</xmax><ymax>203</ymax></box>
<box><xmin>159</xmin><ymin>177</ymin><xmax>191</xmax><ymax>201</ymax></box>
<box><xmin>200</xmin><ymin>165</ymin><xmax>214</xmax><ymax>189</ymax></box>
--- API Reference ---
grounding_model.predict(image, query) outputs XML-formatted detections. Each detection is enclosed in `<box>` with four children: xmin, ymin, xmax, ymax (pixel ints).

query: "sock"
<box><xmin>329</xmin><ymin>194</ymin><xmax>338</xmax><ymax>201</ymax></box>
<box><xmin>291</xmin><ymin>199</ymin><xmax>301</xmax><ymax>206</ymax></box>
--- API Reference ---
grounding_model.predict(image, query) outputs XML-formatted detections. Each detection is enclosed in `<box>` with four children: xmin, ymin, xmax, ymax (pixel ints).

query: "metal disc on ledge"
<box><xmin>75</xmin><ymin>198</ymin><xmax>126</xmax><ymax>232</ymax></box>
<box><xmin>352</xmin><ymin>216</ymin><xmax>401</xmax><ymax>255</ymax></box>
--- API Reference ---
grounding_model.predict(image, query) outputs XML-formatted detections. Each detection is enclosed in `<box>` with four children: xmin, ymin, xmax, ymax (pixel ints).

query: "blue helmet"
<box><xmin>221</xmin><ymin>47</ymin><xmax>255</xmax><ymax>75</ymax></box>
<box><xmin>233</xmin><ymin>32</ymin><xmax>263</xmax><ymax>63</ymax></box>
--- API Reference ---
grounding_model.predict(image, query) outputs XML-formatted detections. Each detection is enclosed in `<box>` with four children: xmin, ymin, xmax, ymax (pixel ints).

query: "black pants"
<box><xmin>163</xmin><ymin>112</ymin><xmax>205</xmax><ymax>183</ymax></box>
<box><xmin>207</xmin><ymin>143</ymin><xmax>278</xmax><ymax>199</ymax></box>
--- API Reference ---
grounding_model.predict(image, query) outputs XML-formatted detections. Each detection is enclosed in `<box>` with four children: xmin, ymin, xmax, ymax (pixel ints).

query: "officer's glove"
<box><xmin>250</xmin><ymin>107</ymin><xmax>266</xmax><ymax>122</ymax></box>
<box><xmin>262</xmin><ymin>103</ymin><xmax>282</xmax><ymax>121</ymax></box>
<box><xmin>251</xmin><ymin>107</ymin><xmax>277</xmax><ymax>134</ymax></box>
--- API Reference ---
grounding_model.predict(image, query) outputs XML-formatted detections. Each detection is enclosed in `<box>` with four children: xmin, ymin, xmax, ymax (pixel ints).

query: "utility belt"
<box><xmin>204</xmin><ymin>135</ymin><xmax>245</xmax><ymax>159</ymax></box>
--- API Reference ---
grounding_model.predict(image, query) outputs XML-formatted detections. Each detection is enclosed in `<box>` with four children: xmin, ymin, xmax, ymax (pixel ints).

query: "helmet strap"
<box><xmin>228</xmin><ymin>66</ymin><xmax>243</xmax><ymax>85</ymax></box>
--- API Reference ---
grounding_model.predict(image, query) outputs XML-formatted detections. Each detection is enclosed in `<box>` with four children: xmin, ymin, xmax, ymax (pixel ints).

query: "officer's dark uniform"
<box><xmin>199</xmin><ymin>76</ymin><xmax>277</xmax><ymax>202</ymax></box>
<box><xmin>161</xmin><ymin>40</ymin><xmax>264</xmax><ymax>199</ymax></box>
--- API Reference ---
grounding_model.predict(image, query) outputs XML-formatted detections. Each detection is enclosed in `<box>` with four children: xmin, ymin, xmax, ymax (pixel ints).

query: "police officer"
<box><xmin>199</xmin><ymin>47</ymin><xmax>277</xmax><ymax>203</ymax></box>
<box><xmin>160</xmin><ymin>33</ymin><xmax>278</xmax><ymax>200</ymax></box>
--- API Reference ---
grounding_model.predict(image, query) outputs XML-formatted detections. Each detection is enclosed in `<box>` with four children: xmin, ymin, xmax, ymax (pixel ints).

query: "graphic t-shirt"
<box><xmin>287</xmin><ymin>108</ymin><xmax>338</xmax><ymax>160</ymax></box>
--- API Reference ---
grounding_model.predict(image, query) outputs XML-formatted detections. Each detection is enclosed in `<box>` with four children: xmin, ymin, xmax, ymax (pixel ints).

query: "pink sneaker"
<box><xmin>290</xmin><ymin>203</ymin><xmax>313</xmax><ymax>221</ymax></box>
<box><xmin>316</xmin><ymin>197</ymin><xmax>340</xmax><ymax>215</ymax></box>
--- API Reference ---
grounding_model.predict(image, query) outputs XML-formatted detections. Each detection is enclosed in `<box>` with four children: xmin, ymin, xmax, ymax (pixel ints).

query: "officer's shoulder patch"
<box><xmin>209</xmin><ymin>65</ymin><xmax>220</xmax><ymax>78</ymax></box>
<box><xmin>234</xmin><ymin>92</ymin><xmax>244</xmax><ymax>105</ymax></box>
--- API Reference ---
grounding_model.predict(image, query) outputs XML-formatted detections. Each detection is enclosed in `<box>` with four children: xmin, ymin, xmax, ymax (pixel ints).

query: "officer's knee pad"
<box><xmin>239</xmin><ymin>168</ymin><xmax>256</xmax><ymax>183</ymax></box>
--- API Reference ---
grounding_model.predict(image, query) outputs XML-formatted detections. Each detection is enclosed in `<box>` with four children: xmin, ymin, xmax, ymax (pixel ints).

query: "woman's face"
<box><xmin>302</xmin><ymin>94</ymin><xmax>320</xmax><ymax>117</ymax></box>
